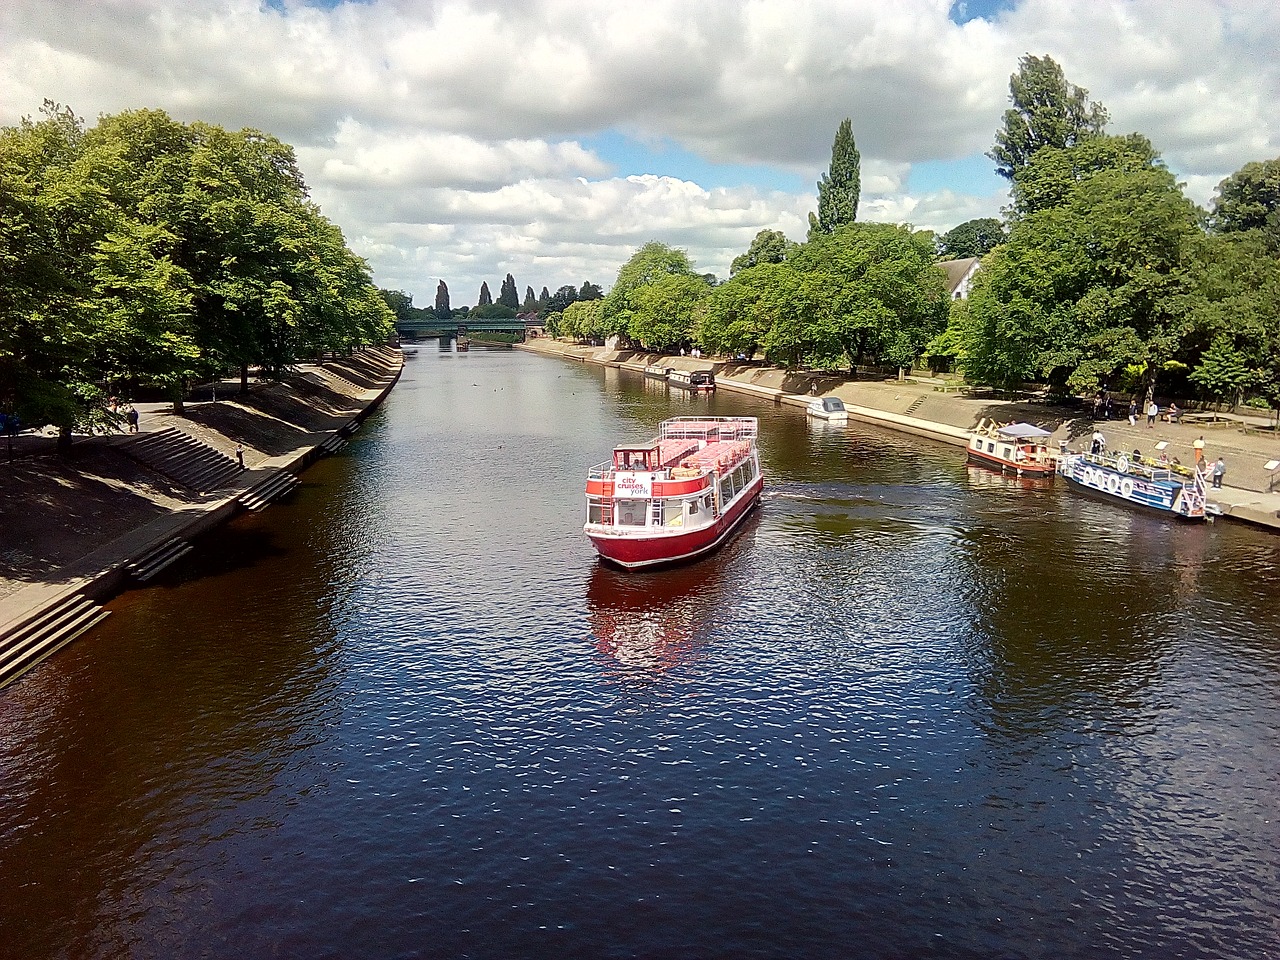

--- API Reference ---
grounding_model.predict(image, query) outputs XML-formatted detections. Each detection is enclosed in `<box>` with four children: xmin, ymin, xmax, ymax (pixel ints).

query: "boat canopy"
<box><xmin>996</xmin><ymin>422</ymin><xmax>1052</xmax><ymax>439</ymax></box>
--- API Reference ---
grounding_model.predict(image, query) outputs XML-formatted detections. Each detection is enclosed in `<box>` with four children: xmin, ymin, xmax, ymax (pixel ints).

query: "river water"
<box><xmin>2</xmin><ymin>345</ymin><xmax>1278</xmax><ymax>959</ymax></box>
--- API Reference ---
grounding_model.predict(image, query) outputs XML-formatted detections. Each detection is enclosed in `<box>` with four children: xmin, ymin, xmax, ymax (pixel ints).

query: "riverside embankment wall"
<box><xmin>519</xmin><ymin>338</ymin><xmax>1280</xmax><ymax>530</ymax></box>
<box><xmin>0</xmin><ymin>346</ymin><xmax>403</xmax><ymax>689</ymax></box>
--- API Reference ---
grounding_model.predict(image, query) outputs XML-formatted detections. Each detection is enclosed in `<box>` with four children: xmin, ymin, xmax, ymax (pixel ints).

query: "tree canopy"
<box><xmin>730</xmin><ymin>229</ymin><xmax>793</xmax><ymax>275</ymax></box>
<box><xmin>0</xmin><ymin>102</ymin><xmax>390</xmax><ymax>438</ymax></box>
<box><xmin>988</xmin><ymin>54</ymin><xmax>1109</xmax><ymax>182</ymax></box>
<box><xmin>938</xmin><ymin>218</ymin><xmax>1006</xmax><ymax>259</ymax></box>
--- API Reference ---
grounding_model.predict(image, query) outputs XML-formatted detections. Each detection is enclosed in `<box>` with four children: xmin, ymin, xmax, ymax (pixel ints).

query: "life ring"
<box><xmin>1115</xmin><ymin>456</ymin><xmax>1129</xmax><ymax>473</ymax></box>
<box><xmin>1107</xmin><ymin>474</ymin><xmax>1120</xmax><ymax>494</ymax></box>
<box><xmin>1120</xmin><ymin>479</ymin><xmax>1134</xmax><ymax>498</ymax></box>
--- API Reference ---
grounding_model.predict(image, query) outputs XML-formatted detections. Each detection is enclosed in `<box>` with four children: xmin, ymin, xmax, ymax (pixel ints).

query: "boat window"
<box><xmin>986</xmin><ymin>441</ymin><xmax>995</xmax><ymax>453</ymax></box>
<box><xmin>689</xmin><ymin>498</ymin><xmax>700</xmax><ymax>515</ymax></box>
<box><xmin>615</xmin><ymin>499</ymin><xmax>648</xmax><ymax>526</ymax></box>
<box><xmin>663</xmin><ymin>500</ymin><xmax>684</xmax><ymax>526</ymax></box>
<box><xmin>587</xmin><ymin>498</ymin><xmax>605</xmax><ymax>524</ymax></box>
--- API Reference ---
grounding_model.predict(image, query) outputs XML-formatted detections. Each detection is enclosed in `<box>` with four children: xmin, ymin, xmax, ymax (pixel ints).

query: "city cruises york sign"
<box><xmin>614</xmin><ymin>472</ymin><xmax>656</xmax><ymax>497</ymax></box>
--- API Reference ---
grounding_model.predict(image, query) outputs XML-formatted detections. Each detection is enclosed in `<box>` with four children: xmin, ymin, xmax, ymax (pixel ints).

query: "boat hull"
<box><xmin>588</xmin><ymin>477</ymin><xmax>762</xmax><ymax>570</ymax></box>
<box><xmin>966</xmin><ymin>448</ymin><xmax>1054</xmax><ymax>477</ymax></box>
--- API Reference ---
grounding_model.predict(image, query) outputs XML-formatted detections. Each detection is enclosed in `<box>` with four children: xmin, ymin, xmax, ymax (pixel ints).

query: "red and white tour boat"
<box><xmin>584</xmin><ymin>416</ymin><xmax>763</xmax><ymax>569</ymax></box>
<box><xmin>967</xmin><ymin>419</ymin><xmax>1056</xmax><ymax>477</ymax></box>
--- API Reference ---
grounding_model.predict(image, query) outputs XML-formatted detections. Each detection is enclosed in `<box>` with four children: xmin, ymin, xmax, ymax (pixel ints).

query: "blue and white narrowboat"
<box><xmin>1057</xmin><ymin>451</ymin><xmax>1209</xmax><ymax>520</ymax></box>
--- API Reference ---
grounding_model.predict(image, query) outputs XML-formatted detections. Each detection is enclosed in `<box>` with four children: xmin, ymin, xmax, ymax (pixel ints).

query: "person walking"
<box><xmin>1147</xmin><ymin>400</ymin><xmax>1158</xmax><ymax>427</ymax></box>
<box><xmin>1193</xmin><ymin>435</ymin><xmax>1205</xmax><ymax>466</ymax></box>
<box><xmin>126</xmin><ymin>405</ymin><xmax>139</xmax><ymax>433</ymax></box>
<box><xmin>1128</xmin><ymin>399</ymin><xmax>1137</xmax><ymax>425</ymax></box>
<box><xmin>1212</xmin><ymin>457</ymin><xmax>1225</xmax><ymax>488</ymax></box>
<box><xmin>235</xmin><ymin>442</ymin><xmax>245</xmax><ymax>470</ymax></box>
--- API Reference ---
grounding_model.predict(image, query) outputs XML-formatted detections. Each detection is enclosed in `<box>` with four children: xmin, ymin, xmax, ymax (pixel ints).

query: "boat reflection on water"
<box><xmin>585</xmin><ymin>563</ymin><xmax>717</xmax><ymax>678</ymax></box>
<box><xmin>964</xmin><ymin>464</ymin><xmax>1053</xmax><ymax>493</ymax></box>
<box><xmin>584</xmin><ymin>508</ymin><xmax>760</xmax><ymax>680</ymax></box>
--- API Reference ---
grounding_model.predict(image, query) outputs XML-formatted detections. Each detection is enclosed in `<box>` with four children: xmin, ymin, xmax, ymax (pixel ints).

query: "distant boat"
<box><xmin>807</xmin><ymin>397</ymin><xmax>848</xmax><ymax>421</ymax></box>
<box><xmin>644</xmin><ymin>365</ymin><xmax>673</xmax><ymax>380</ymax></box>
<box><xmin>967</xmin><ymin>419</ymin><xmax>1056</xmax><ymax>478</ymax></box>
<box><xmin>456</xmin><ymin>337</ymin><xmax>470</xmax><ymax>352</ymax></box>
<box><xmin>668</xmin><ymin>369</ymin><xmax>715</xmax><ymax>393</ymax></box>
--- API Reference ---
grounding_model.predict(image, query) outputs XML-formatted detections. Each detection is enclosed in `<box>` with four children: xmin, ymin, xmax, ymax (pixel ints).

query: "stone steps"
<box><xmin>126</xmin><ymin>537</ymin><xmax>194</xmax><ymax>583</ymax></box>
<box><xmin>239</xmin><ymin>471</ymin><xmax>300</xmax><ymax>511</ymax></box>
<box><xmin>0</xmin><ymin>594</ymin><xmax>110</xmax><ymax>690</ymax></box>
<box><xmin>123</xmin><ymin>428</ymin><xmax>243</xmax><ymax>491</ymax></box>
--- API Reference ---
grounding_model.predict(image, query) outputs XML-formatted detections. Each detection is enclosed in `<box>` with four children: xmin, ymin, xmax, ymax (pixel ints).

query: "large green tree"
<box><xmin>498</xmin><ymin>273</ymin><xmax>519</xmax><ymax>309</ymax></box>
<box><xmin>963</xmin><ymin>137</ymin><xmax>1199</xmax><ymax>395</ymax></box>
<box><xmin>988</xmin><ymin>54</ymin><xmax>1109</xmax><ymax>182</ymax></box>
<box><xmin>938</xmin><ymin>218</ymin><xmax>1006</xmax><ymax>259</ymax></box>
<box><xmin>601</xmin><ymin>242</ymin><xmax>701</xmax><ymax>344</ymax></box>
<box><xmin>730</xmin><ymin>228</ymin><xmax>793</xmax><ymax>275</ymax></box>
<box><xmin>809</xmin><ymin>118</ymin><xmax>861</xmax><ymax>237</ymax></box>
<box><xmin>1210</xmin><ymin>157</ymin><xmax>1280</xmax><ymax>251</ymax></box>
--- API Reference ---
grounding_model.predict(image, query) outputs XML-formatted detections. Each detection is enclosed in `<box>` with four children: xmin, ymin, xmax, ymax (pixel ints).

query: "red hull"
<box><xmin>966</xmin><ymin>448</ymin><xmax>1055</xmax><ymax>477</ymax></box>
<box><xmin>589</xmin><ymin>477</ymin><xmax>762</xmax><ymax>570</ymax></box>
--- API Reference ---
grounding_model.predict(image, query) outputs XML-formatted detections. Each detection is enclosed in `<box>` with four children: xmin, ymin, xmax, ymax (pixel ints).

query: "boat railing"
<box><xmin>659</xmin><ymin>416</ymin><xmax>758</xmax><ymax>442</ymax></box>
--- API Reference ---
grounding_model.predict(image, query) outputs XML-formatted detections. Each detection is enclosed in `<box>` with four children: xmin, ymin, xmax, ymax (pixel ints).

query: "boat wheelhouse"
<box><xmin>1057</xmin><ymin>450</ymin><xmax>1210</xmax><ymax>520</ymax></box>
<box><xmin>967</xmin><ymin>419</ymin><xmax>1055</xmax><ymax>477</ymax></box>
<box><xmin>584</xmin><ymin>416</ymin><xmax>763</xmax><ymax>569</ymax></box>
<box><xmin>807</xmin><ymin>396</ymin><xmax>848</xmax><ymax>421</ymax></box>
<box><xmin>668</xmin><ymin>369</ymin><xmax>715</xmax><ymax>393</ymax></box>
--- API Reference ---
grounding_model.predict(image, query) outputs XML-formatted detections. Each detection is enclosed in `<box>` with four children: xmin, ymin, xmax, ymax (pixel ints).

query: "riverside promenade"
<box><xmin>0</xmin><ymin>346</ymin><xmax>403</xmax><ymax>689</ymax></box>
<box><xmin>521</xmin><ymin>338</ymin><xmax>1280</xmax><ymax>531</ymax></box>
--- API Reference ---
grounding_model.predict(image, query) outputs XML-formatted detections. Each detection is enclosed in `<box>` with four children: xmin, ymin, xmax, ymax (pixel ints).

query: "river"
<box><xmin>2</xmin><ymin>344</ymin><xmax>1278</xmax><ymax>959</ymax></box>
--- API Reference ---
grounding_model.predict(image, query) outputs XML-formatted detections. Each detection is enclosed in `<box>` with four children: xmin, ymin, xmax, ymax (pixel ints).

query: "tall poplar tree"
<box><xmin>478</xmin><ymin>281</ymin><xmax>492</xmax><ymax>305</ymax></box>
<box><xmin>809</xmin><ymin>118</ymin><xmax>860</xmax><ymax>237</ymax></box>
<box><xmin>498</xmin><ymin>273</ymin><xmax>519</xmax><ymax>308</ymax></box>
<box><xmin>523</xmin><ymin>286</ymin><xmax>537</xmax><ymax>311</ymax></box>
<box><xmin>435</xmin><ymin>280</ymin><xmax>451</xmax><ymax>319</ymax></box>
<box><xmin>988</xmin><ymin>54</ymin><xmax>1109</xmax><ymax>181</ymax></box>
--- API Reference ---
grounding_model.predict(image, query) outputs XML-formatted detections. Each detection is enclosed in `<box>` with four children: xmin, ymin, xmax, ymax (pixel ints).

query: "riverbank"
<box><xmin>0</xmin><ymin>346</ymin><xmax>403</xmax><ymax>688</ymax></box>
<box><xmin>519</xmin><ymin>338</ymin><xmax>1280</xmax><ymax>530</ymax></box>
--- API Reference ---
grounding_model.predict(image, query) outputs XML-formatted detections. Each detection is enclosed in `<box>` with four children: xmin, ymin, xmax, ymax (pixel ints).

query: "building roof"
<box><xmin>938</xmin><ymin>257</ymin><xmax>980</xmax><ymax>295</ymax></box>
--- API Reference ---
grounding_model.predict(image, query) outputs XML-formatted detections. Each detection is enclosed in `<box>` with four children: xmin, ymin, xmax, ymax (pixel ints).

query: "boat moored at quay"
<box><xmin>1057</xmin><ymin>450</ymin><xmax>1211</xmax><ymax>520</ymax></box>
<box><xmin>967</xmin><ymin>419</ymin><xmax>1056</xmax><ymax>477</ymax></box>
<box><xmin>668</xmin><ymin>369</ymin><xmax>716</xmax><ymax>393</ymax></box>
<box><xmin>584</xmin><ymin>416</ymin><xmax>763</xmax><ymax>569</ymax></box>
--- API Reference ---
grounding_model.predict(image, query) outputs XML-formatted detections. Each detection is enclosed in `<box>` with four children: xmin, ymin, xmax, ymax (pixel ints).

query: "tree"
<box><xmin>548</xmin><ymin>284</ymin><xmax>578</xmax><ymax>313</ymax></box>
<box><xmin>938</xmin><ymin>218</ymin><xmax>1006</xmax><ymax>259</ymax></box>
<box><xmin>1211</xmin><ymin>157</ymin><xmax>1280</xmax><ymax>250</ymax></box>
<box><xmin>435</xmin><ymin>280</ymin><xmax>451</xmax><ymax>319</ymax></box>
<box><xmin>627</xmin><ymin>273</ymin><xmax>709</xmax><ymax>351</ymax></box>
<box><xmin>477</xmin><ymin>281</ymin><xmax>492</xmax><ymax>306</ymax></box>
<box><xmin>789</xmin><ymin>223</ymin><xmax>949</xmax><ymax>372</ymax></box>
<box><xmin>498</xmin><ymin>273</ymin><xmax>519</xmax><ymax>308</ymax></box>
<box><xmin>730</xmin><ymin>229</ymin><xmax>793</xmax><ymax>275</ymax></box>
<box><xmin>988</xmin><ymin>54</ymin><xmax>1109</xmax><ymax>181</ymax></box>
<box><xmin>962</xmin><ymin>143</ymin><xmax>1200</xmax><ymax>395</ymax></box>
<box><xmin>600</xmin><ymin>242</ymin><xmax>700</xmax><ymax>344</ymax></box>
<box><xmin>578</xmin><ymin>280</ymin><xmax>603</xmax><ymax>301</ymax></box>
<box><xmin>522</xmin><ymin>285</ymin><xmax>537</xmax><ymax>311</ymax></box>
<box><xmin>808</xmin><ymin>118</ymin><xmax>860</xmax><ymax>237</ymax></box>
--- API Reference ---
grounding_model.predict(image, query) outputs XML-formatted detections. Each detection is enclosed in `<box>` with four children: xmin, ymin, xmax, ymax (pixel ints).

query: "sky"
<box><xmin>4</xmin><ymin>0</ymin><xmax>1279</xmax><ymax>308</ymax></box>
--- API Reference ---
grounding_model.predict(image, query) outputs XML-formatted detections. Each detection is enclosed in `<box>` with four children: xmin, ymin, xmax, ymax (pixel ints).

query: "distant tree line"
<box><xmin>0</xmin><ymin>102</ymin><xmax>392</xmax><ymax>445</ymax></box>
<box><xmin>379</xmin><ymin>275</ymin><xmax>603</xmax><ymax>325</ymax></box>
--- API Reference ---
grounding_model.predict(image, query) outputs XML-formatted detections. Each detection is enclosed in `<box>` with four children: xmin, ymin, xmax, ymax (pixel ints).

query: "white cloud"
<box><xmin>2</xmin><ymin>0</ymin><xmax>1279</xmax><ymax>301</ymax></box>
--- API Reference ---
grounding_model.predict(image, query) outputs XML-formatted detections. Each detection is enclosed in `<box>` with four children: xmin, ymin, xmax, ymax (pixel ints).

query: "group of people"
<box><xmin>109</xmin><ymin>397</ymin><xmax>140</xmax><ymax>433</ymax></box>
<box><xmin>1092</xmin><ymin>429</ymin><xmax>1227</xmax><ymax>488</ymax></box>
